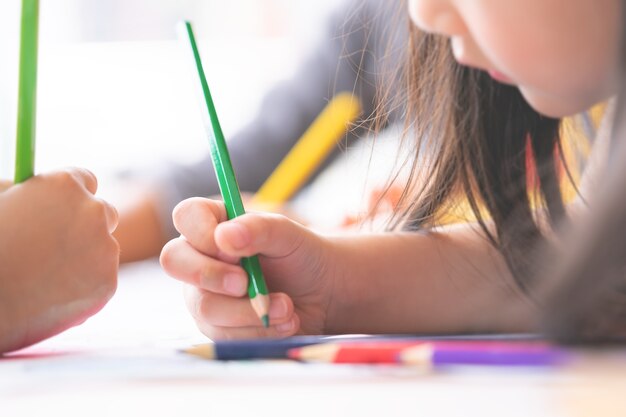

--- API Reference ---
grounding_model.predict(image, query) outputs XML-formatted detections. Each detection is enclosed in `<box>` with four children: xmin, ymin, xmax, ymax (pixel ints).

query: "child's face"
<box><xmin>408</xmin><ymin>0</ymin><xmax>622</xmax><ymax>117</ymax></box>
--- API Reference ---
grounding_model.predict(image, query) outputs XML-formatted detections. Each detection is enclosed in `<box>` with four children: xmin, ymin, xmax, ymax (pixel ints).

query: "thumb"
<box><xmin>214</xmin><ymin>213</ymin><xmax>311</xmax><ymax>259</ymax></box>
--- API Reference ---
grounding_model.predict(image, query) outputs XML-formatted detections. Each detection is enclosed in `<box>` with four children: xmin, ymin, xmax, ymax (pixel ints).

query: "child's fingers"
<box><xmin>160</xmin><ymin>237</ymin><xmax>248</xmax><ymax>296</ymax></box>
<box><xmin>215</xmin><ymin>212</ymin><xmax>309</xmax><ymax>259</ymax></box>
<box><xmin>65</xmin><ymin>167</ymin><xmax>99</xmax><ymax>195</ymax></box>
<box><xmin>200</xmin><ymin>314</ymin><xmax>301</xmax><ymax>340</ymax></box>
<box><xmin>184</xmin><ymin>286</ymin><xmax>295</xmax><ymax>328</ymax></box>
<box><xmin>172</xmin><ymin>198</ymin><xmax>229</xmax><ymax>257</ymax></box>
<box><xmin>100</xmin><ymin>199</ymin><xmax>119</xmax><ymax>234</ymax></box>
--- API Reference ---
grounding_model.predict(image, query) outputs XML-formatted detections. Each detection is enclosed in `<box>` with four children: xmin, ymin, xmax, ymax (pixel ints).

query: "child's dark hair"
<box><xmin>384</xmin><ymin>27</ymin><xmax>566</xmax><ymax>295</ymax></box>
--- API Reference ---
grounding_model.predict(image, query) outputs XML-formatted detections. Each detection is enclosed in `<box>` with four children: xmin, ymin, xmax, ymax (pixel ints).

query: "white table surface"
<box><xmin>1</xmin><ymin>261</ymin><xmax>625</xmax><ymax>417</ymax></box>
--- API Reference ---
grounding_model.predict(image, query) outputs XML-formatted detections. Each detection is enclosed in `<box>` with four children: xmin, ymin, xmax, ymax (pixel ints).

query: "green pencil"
<box><xmin>180</xmin><ymin>21</ymin><xmax>270</xmax><ymax>327</ymax></box>
<box><xmin>15</xmin><ymin>0</ymin><xmax>39</xmax><ymax>183</ymax></box>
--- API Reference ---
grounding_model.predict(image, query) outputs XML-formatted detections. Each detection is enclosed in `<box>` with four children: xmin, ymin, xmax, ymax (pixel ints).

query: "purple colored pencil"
<box><xmin>399</xmin><ymin>344</ymin><xmax>567</xmax><ymax>366</ymax></box>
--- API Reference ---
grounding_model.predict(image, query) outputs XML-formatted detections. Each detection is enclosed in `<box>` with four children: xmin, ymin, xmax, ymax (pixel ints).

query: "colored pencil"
<box><xmin>252</xmin><ymin>93</ymin><xmax>361</xmax><ymax>209</ymax></box>
<box><xmin>183</xmin><ymin>334</ymin><xmax>540</xmax><ymax>361</ymax></box>
<box><xmin>180</xmin><ymin>21</ymin><xmax>270</xmax><ymax>327</ymax></box>
<box><xmin>289</xmin><ymin>340</ymin><xmax>561</xmax><ymax>366</ymax></box>
<box><xmin>184</xmin><ymin>336</ymin><xmax>341</xmax><ymax>361</ymax></box>
<box><xmin>399</xmin><ymin>343</ymin><xmax>565</xmax><ymax>367</ymax></box>
<box><xmin>288</xmin><ymin>341</ymin><xmax>425</xmax><ymax>363</ymax></box>
<box><xmin>14</xmin><ymin>0</ymin><xmax>40</xmax><ymax>183</ymax></box>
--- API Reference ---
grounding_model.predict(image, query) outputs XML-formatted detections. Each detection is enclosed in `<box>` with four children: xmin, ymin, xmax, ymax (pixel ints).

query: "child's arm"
<box><xmin>112</xmin><ymin>185</ymin><xmax>168</xmax><ymax>264</ymax></box>
<box><xmin>161</xmin><ymin>198</ymin><xmax>529</xmax><ymax>339</ymax></box>
<box><xmin>0</xmin><ymin>169</ymin><xmax>119</xmax><ymax>354</ymax></box>
<box><xmin>325</xmin><ymin>224</ymin><xmax>526</xmax><ymax>334</ymax></box>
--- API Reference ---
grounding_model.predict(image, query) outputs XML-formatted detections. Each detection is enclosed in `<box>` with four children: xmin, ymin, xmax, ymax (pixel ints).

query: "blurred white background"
<box><xmin>0</xmin><ymin>0</ymin><xmax>342</xmax><ymax>180</ymax></box>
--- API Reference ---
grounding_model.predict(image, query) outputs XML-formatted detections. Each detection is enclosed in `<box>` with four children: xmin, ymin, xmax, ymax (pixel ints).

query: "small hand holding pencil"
<box><xmin>0</xmin><ymin>0</ymin><xmax>120</xmax><ymax>354</ymax></box>
<box><xmin>162</xmin><ymin>22</ymin><xmax>345</xmax><ymax>338</ymax></box>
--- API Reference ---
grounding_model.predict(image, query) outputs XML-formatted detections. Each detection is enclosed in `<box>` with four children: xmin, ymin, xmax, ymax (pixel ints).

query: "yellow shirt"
<box><xmin>433</xmin><ymin>104</ymin><xmax>605</xmax><ymax>226</ymax></box>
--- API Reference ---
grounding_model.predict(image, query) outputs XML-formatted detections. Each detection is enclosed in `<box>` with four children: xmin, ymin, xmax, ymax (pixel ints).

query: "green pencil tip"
<box><xmin>261</xmin><ymin>315</ymin><xmax>270</xmax><ymax>328</ymax></box>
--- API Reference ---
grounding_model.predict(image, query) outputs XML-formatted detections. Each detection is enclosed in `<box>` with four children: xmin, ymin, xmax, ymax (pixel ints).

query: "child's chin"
<box><xmin>520</xmin><ymin>89</ymin><xmax>590</xmax><ymax>119</ymax></box>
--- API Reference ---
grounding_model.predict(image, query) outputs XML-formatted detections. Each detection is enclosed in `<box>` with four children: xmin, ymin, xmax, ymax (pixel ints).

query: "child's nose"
<box><xmin>408</xmin><ymin>0</ymin><xmax>465</xmax><ymax>37</ymax></box>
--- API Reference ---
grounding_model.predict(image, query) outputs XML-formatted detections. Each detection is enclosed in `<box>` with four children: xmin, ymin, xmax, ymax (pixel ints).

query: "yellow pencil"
<box><xmin>252</xmin><ymin>93</ymin><xmax>361</xmax><ymax>208</ymax></box>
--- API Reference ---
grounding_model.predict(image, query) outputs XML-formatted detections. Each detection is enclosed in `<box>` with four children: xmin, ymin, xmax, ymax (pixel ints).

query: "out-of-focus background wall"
<box><xmin>0</xmin><ymin>0</ymin><xmax>341</xmax><ymax>179</ymax></box>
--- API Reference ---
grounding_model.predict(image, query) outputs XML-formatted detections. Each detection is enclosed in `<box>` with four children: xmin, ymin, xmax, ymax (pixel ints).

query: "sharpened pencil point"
<box><xmin>262</xmin><ymin>315</ymin><xmax>270</xmax><ymax>328</ymax></box>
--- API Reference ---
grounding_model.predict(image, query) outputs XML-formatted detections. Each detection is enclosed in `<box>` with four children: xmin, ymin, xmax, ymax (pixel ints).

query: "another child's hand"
<box><xmin>0</xmin><ymin>168</ymin><xmax>119</xmax><ymax>353</ymax></box>
<box><xmin>160</xmin><ymin>197</ymin><xmax>335</xmax><ymax>339</ymax></box>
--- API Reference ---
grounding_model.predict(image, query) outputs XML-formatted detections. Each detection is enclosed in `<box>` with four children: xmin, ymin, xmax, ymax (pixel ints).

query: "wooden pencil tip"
<box><xmin>182</xmin><ymin>343</ymin><xmax>216</xmax><ymax>360</ymax></box>
<box><xmin>251</xmin><ymin>295</ymin><xmax>271</xmax><ymax>326</ymax></box>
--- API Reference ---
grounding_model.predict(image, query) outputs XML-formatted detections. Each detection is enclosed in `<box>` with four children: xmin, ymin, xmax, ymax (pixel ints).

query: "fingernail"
<box><xmin>223</xmin><ymin>273</ymin><xmax>247</xmax><ymax>296</ymax></box>
<box><xmin>276</xmin><ymin>319</ymin><xmax>295</xmax><ymax>333</ymax></box>
<box><xmin>269</xmin><ymin>298</ymin><xmax>288</xmax><ymax>319</ymax></box>
<box><xmin>220</xmin><ymin>223</ymin><xmax>250</xmax><ymax>250</ymax></box>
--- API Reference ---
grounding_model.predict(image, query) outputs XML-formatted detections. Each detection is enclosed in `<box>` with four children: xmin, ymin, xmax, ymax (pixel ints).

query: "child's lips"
<box><xmin>450</xmin><ymin>46</ymin><xmax>515</xmax><ymax>86</ymax></box>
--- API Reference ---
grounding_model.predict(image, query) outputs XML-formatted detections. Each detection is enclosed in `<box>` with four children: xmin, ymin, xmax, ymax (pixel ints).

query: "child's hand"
<box><xmin>0</xmin><ymin>168</ymin><xmax>119</xmax><ymax>353</ymax></box>
<box><xmin>160</xmin><ymin>197</ymin><xmax>336</xmax><ymax>339</ymax></box>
